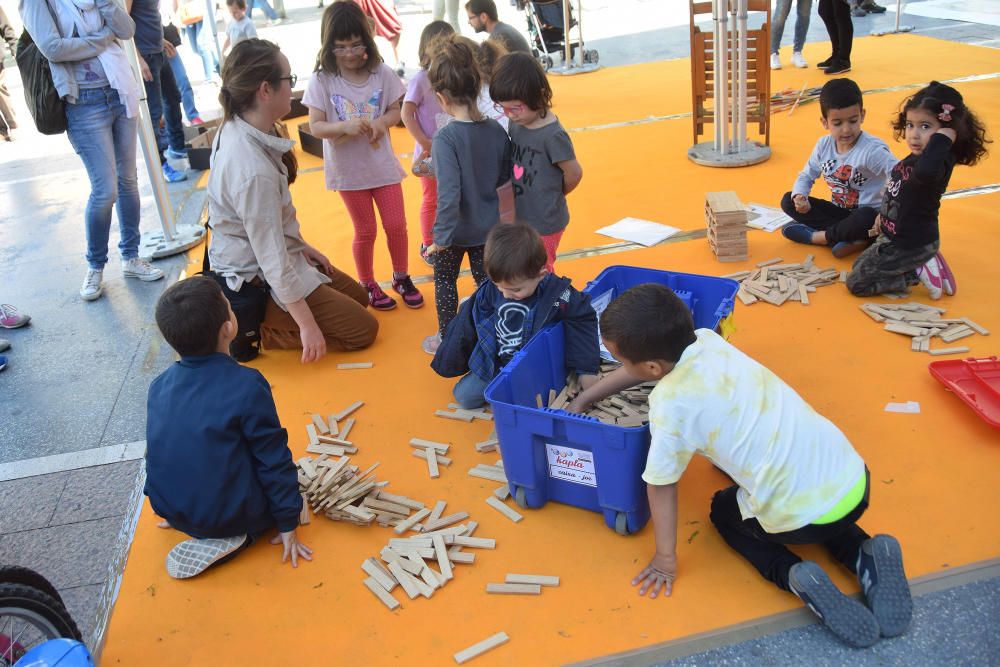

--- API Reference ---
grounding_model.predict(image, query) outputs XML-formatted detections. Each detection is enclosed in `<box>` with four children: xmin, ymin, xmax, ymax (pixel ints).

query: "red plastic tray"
<box><xmin>928</xmin><ymin>356</ymin><xmax>1000</xmax><ymax>430</ymax></box>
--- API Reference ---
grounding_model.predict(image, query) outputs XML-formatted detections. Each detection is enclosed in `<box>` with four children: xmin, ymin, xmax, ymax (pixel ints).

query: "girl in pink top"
<box><xmin>401</xmin><ymin>20</ymin><xmax>455</xmax><ymax>264</ymax></box>
<box><xmin>304</xmin><ymin>1</ymin><xmax>423</xmax><ymax>310</ymax></box>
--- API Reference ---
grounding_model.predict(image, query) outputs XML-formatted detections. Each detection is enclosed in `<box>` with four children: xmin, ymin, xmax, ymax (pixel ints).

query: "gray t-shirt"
<box><xmin>227</xmin><ymin>16</ymin><xmax>257</xmax><ymax>47</ymax></box>
<box><xmin>432</xmin><ymin>119</ymin><xmax>512</xmax><ymax>248</ymax></box>
<box><xmin>490</xmin><ymin>21</ymin><xmax>532</xmax><ymax>54</ymax></box>
<box><xmin>509</xmin><ymin>118</ymin><xmax>575</xmax><ymax>234</ymax></box>
<box><xmin>792</xmin><ymin>131</ymin><xmax>899</xmax><ymax>209</ymax></box>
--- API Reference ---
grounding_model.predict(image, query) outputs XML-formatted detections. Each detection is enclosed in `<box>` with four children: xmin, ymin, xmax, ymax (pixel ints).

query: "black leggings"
<box><xmin>434</xmin><ymin>245</ymin><xmax>486</xmax><ymax>335</ymax></box>
<box><xmin>780</xmin><ymin>192</ymin><xmax>877</xmax><ymax>243</ymax></box>
<box><xmin>818</xmin><ymin>0</ymin><xmax>853</xmax><ymax>61</ymax></box>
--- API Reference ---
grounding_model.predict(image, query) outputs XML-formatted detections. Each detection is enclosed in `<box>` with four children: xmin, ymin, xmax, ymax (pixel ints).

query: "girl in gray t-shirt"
<box><xmin>489</xmin><ymin>53</ymin><xmax>583</xmax><ymax>272</ymax></box>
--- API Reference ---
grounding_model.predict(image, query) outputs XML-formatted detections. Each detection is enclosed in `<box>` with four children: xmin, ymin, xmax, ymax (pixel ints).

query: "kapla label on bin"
<box><xmin>546</xmin><ymin>444</ymin><xmax>597</xmax><ymax>487</ymax></box>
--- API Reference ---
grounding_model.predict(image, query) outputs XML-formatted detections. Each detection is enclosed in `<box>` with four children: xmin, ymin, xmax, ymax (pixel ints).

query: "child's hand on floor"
<box><xmin>792</xmin><ymin>194</ymin><xmax>811</xmax><ymax>214</ymax></box>
<box><xmin>632</xmin><ymin>551</ymin><xmax>677</xmax><ymax>599</ymax></box>
<box><xmin>270</xmin><ymin>530</ymin><xmax>314</xmax><ymax>568</ymax></box>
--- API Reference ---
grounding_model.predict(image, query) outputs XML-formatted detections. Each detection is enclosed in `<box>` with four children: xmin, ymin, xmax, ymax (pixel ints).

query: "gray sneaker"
<box><xmin>80</xmin><ymin>268</ymin><xmax>104</xmax><ymax>301</ymax></box>
<box><xmin>0</xmin><ymin>339</ymin><xmax>9</xmax><ymax>352</ymax></box>
<box><xmin>166</xmin><ymin>535</ymin><xmax>248</xmax><ymax>579</ymax></box>
<box><xmin>122</xmin><ymin>257</ymin><xmax>165</xmax><ymax>282</ymax></box>
<box><xmin>789</xmin><ymin>560</ymin><xmax>880</xmax><ymax>648</ymax></box>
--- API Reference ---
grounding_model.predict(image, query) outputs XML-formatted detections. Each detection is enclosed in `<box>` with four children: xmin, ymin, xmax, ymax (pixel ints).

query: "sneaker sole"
<box><xmin>400</xmin><ymin>298</ymin><xmax>424</xmax><ymax>309</ymax></box>
<box><xmin>863</xmin><ymin>535</ymin><xmax>913</xmax><ymax>637</ymax></box>
<box><xmin>166</xmin><ymin>535</ymin><xmax>247</xmax><ymax>579</ymax></box>
<box><xmin>123</xmin><ymin>271</ymin><xmax>165</xmax><ymax>282</ymax></box>
<box><xmin>0</xmin><ymin>317</ymin><xmax>31</xmax><ymax>329</ymax></box>
<box><xmin>80</xmin><ymin>288</ymin><xmax>104</xmax><ymax>302</ymax></box>
<box><xmin>825</xmin><ymin>66</ymin><xmax>852</xmax><ymax>75</ymax></box>
<box><xmin>790</xmin><ymin>561</ymin><xmax>880</xmax><ymax>648</ymax></box>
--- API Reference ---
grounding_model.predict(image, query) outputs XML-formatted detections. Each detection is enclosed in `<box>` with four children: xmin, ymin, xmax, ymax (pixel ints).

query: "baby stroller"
<box><xmin>515</xmin><ymin>0</ymin><xmax>598</xmax><ymax>70</ymax></box>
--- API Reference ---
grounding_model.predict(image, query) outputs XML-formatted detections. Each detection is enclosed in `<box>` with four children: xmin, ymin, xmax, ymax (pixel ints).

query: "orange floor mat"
<box><xmin>104</xmin><ymin>37</ymin><xmax>1000</xmax><ymax>666</ymax></box>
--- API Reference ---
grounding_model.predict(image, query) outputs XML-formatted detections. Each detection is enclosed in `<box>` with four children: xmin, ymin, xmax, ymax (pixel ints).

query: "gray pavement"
<box><xmin>0</xmin><ymin>0</ymin><xmax>997</xmax><ymax>661</ymax></box>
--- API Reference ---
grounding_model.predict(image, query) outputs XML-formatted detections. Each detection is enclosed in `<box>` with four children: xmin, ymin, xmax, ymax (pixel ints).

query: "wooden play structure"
<box><xmin>688</xmin><ymin>0</ymin><xmax>772</xmax><ymax>167</ymax></box>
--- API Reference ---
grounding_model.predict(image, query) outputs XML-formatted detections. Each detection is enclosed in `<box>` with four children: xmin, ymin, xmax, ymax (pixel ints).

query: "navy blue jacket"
<box><xmin>432</xmin><ymin>274</ymin><xmax>600</xmax><ymax>381</ymax></box>
<box><xmin>145</xmin><ymin>354</ymin><xmax>301</xmax><ymax>538</ymax></box>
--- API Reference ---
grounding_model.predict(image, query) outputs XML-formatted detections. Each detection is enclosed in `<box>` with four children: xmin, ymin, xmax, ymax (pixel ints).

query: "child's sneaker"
<box><xmin>364</xmin><ymin>281</ymin><xmax>397</xmax><ymax>310</ymax></box>
<box><xmin>770</xmin><ymin>52</ymin><xmax>782</xmax><ymax>70</ymax></box>
<box><xmin>122</xmin><ymin>257</ymin><xmax>165</xmax><ymax>282</ymax></box>
<box><xmin>0</xmin><ymin>304</ymin><xmax>31</xmax><ymax>329</ymax></box>
<box><xmin>915</xmin><ymin>256</ymin><xmax>945</xmax><ymax>300</ymax></box>
<box><xmin>162</xmin><ymin>162</ymin><xmax>187</xmax><ymax>183</ymax></box>
<box><xmin>856</xmin><ymin>534</ymin><xmax>912</xmax><ymax>637</ymax></box>
<box><xmin>80</xmin><ymin>268</ymin><xmax>104</xmax><ymax>301</ymax></box>
<box><xmin>391</xmin><ymin>275</ymin><xmax>424</xmax><ymax>308</ymax></box>
<box><xmin>831</xmin><ymin>240</ymin><xmax>869</xmax><ymax>258</ymax></box>
<box><xmin>422</xmin><ymin>332</ymin><xmax>441</xmax><ymax>355</ymax></box>
<box><xmin>166</xmin><ymin>534</ymin><xmax>248</xmax><ymax>579</ymax></box>
<box><xmin>933</xmin><ymin>252</ymin><xmax>956</xmax><ymax>295</ymax></box>
<box><xmin>788</xmin><ymin>560</ymin><xmax>880</xmax><ymax>648</ymax></box>
<box><xmin>0</xmin><ymin>339</ymin><xmax>9</xmax><ymax>352</ymax></box>
<box><xmin>781</xmin><ymin>223</ymin><xmax>818</xmax><ymax>245</ymax></box>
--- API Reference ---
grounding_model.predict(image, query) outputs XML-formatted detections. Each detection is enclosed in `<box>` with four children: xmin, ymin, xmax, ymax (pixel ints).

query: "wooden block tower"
<box><xmin>705</xmin><ymin>191</ymin><xmax>749</xmax><ymax>262</ymax></box>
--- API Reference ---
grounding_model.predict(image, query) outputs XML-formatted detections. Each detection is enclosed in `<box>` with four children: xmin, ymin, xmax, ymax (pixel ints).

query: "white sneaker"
<box><xmin>770</xmin><ymin>52</ymin><xmax>782</xmax><ymax>70</ymax></box>
<box><xmin>792</xmin><ymin>52</ymin><xmax>808</xmax><ymax>68</ymax></box>
<box><xmin>166</xmin><ymin>535</ymin><xmax>248</xmax><ymax>579</ymax></box>
<box><xmin>122</xmin><ymin>257</ymin><xmax>165</xmax><ymax>282</ymax></box>
<box><xmin>80</xmin><ymin>268</ymin><xmax>104</xmax><ymax>301</ymax></box>
<box><xmin>916</xmin><ymin>257</ymin><xmax>944</xmax><ymax>300</ymax></box>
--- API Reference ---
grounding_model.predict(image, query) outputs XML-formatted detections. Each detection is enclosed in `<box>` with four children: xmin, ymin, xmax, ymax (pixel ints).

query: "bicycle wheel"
<box><xmin>0</xmin><ymin>567</ymin><xmax>63</xmax><ymax>605</ymax></box>
<box><xmin>0</xmin><ymin>583</ymin><xmax>82</xmax><ymax>665</ymax></box>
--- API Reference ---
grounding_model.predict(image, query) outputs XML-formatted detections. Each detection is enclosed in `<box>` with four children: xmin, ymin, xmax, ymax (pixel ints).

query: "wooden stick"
<box><xmin>337</xmin><ymin>362</ymin><xmax>373</xmax><ymax>369</ymax></box>
<box><xmin>362</xmin><ymin>576</ymin><xmax>401</xmax><ymax>610</ymax></box>
<box><xmin>331</xmin><ymin>401</ymin><xmax>364</xmax><ymax>422</ymax></box>
<box><xmin>929</xmin><ymin>346</ymin><xmax>971</xmax><ymax>356</ymax></box>
<box><xmin>486</xmin><ymin>583</ymin><xmax>542</xmax><ymax>595</ymax></box>
<box><xmin>454</xmin><ymin>632</ymin><xmax>510</xmax><ymax>664</ymax></box>
<box><xmin>505</xmin><ymin>574</ymin><xmax>559</xmax><ymax>586</ymax></box>
<box><xmin>435</xmin><ymin>410</ymin><xmax>474</xmax><ymax>422</ymax></box>
<box><xmin>310</xmin><ymin>414</ymin><xmax>330</xmax><ymax>435</ymax></box>
<box><xmin>486</xmin><ymin>496</ymin><xmax>523</xmax><ymax>523</ymax></box>
<box><xmin>410</xmin><ymin>438</ymin><xmax>450</xmax><ymax>453</ymax></box>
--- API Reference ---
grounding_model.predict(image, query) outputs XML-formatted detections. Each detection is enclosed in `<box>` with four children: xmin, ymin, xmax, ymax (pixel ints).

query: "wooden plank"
<box><xmin>428</xmin><ymin>500</ymin><xmax>447</xmax><ymax>523</ymax></box>
<box><xmin>410</xmin><ymin>438</ymin><xmax>451</xmax><ymax>453</ymax></box>
<box><xmin>454</xmin><ymin>632</ymin><xmax>510</xmax><ymax>664</ymax></box>
<box><xmin>362</xmin><ymin>576</ymin><xmax>401</xmax><ymax>610</ymax></box>
<box><xmin>412</xmin><ymin>449</ymin><xmax>453</xmax><ymax>467</ymax></box>
<box><xmin>468</xmin><ymin>466</ymin><xmax>507</xmax><ymax>483</ymax></box>
<box><xmin>306</xmin><ymin>423</ymin><xmax>319</xmax><ymax>446</ymax></box>
<box><xmin>475</xmin><ymin>438</ymin><xmax>499</xmax><ymax>453</ymax></box>
<box><xmin>486</xmin><ymin>583</ymin><xmax>542</xmax><ymax>595</ymax></box>
<box><xmin>393</xmin><ymin>507</ymin><xmax>431</xmax><ymax>534</ymax></box>
<box><xmin>425</xmin><ymin>447</ymin><xmax>441</xmax><ymax>478</ymax></box>
<box><xmin>505</xmin><ymin>574</ymin><xmax>559</xmax><ymax>586</ymax></box>
<box><xmin>433</xmin><ymin>535</ymin><xmax>453</xmax><ymax>581</ymax></box>
<box><xmin>494</xmin><ymin>484</ymin><xmax>510</xmax><ymax>500</ymax></box>
<box><xmin>363</xmin><ymin>497</ymin><xmax>412</xmax><ymax>515</ymax></box>
<box><xmin>311</xmin><ymin>413</ymin><xmax>330</xmax><ymax>435</ymax></box>
<box><xmin>362</xmin><ymin>557</ymin><xmax>398</xmax><ymax>592</ymax></box>
<box><xmin>436</xmin><ymin>410</ymin><xmax>474</xmax><ymax>422</ymax></box>
<box><xmin>331</xmin><ymin>401</ymin><xmax>364</xmax><ymax>422</ymax></box>
<box><xmin>339</xmin><ymin>417</ymin><xmax>355</xmax><ymax>440</ymax></box>
<box><xmin>452</xmin><ymin>536</ymin><xmax>496</xmax><ymax>549</ymax></box>
<box><xmin>337</xmin><ymin>362</ymin><xmax>373</xmax><ymax>369</ymax></box>
<box><xmin>377</xmin><ymin>491</ymin><xmax>425</xmax><ymax>510</ymax></box>
<box><xmin>929</xmin><ymin>346</ymin><xmax>971</xmax><ymax>356</ymax></box>
<box><xmin>448</xmin><ymin>550</ymin><xmax>476</xmax><ymax>564</ymax></box>
<box><xmin>485</xmin><ymin>496</ymin><xmax>523</xmax><ymax>523</ymax></box>
<box><xmin>962</xmin><ymin>318</ymin><xmax>990</xmax><ymax>336</ymax></box>
<box><xmin>424</xmin><ymin>512</ymin><xmax>470</xmax><ymax>531</ymax></box>
<box><xmin>386</xmin><ymin>561</ymin><xmax>420</xmax><ymax>599</ymax></box>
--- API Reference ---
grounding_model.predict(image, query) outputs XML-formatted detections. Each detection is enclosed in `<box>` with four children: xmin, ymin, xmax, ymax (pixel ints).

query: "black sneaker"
<box><xmin>862</xmin><ymin>0</ymin><xmax>887</xmax><ymax>12</ymax></box>
<box><xmin>824</xmin><ymin>59</ymin><xmax>852</xmax><ymax>75</ymax></box>
<box><xmin>816</xmin><ymin>55</ymin><xmax>835</xmax><ymax>69</ymax></box>
<box><xmin>856</xmin><ymin>534</ymin><xmax>913</xmax><ymax>637</ymax></box>
<box><xmin>789</xmin><ymin>561</ymin><xmax>880</xmax><ymax>648</ymax></box>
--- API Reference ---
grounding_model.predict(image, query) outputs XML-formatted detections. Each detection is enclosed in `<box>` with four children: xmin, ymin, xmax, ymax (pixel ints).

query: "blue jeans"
<box><xmin>247</xmin><ymin>0</ymin><xmax>278</xmax><ymax>20</ymax></box>
<box><xmin>65</xmin><ymin>87</ymin><xmax>141</xmax><ymax>269</ymax></box>
<box><xmin>453</xmin><ymin>372</ymin><xmax>491</xmax><ymax>409</ymax></box>
<box><xmin>771</xmin><ymin>0</ymin><xmax>812</xmax><ymax>53</ymax></box>
<box><xmin>184</xmin><ymin>21</ymin><xmax>219</xmax><ymax>81</ymax></box>
<box><xmin>167</xmin><ymin>52</ymin><xmax>200</xmax><ymax>122</ymax></box>
<box><xmin>141</xmin><ymin>51</ymin><xmax>185</xmax><ymax>161</ymax></box>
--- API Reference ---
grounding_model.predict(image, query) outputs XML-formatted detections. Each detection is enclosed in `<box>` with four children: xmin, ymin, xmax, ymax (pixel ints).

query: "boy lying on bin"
<box><xmin>567</xmin><ymin>283</ymin><xmax>912</xmax><ymax>649</ymax></box>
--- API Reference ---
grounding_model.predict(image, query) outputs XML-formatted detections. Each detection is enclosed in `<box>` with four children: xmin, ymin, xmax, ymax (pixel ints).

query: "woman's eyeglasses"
<box><xmin>277</xmin><ymin>74</ymin><xmax>298</xmax><ymax>87</ymax></box>
<box><xmin>332</xmin><ymin>44</ymin><xmax>367</xmax><ymax>56</ymax></box>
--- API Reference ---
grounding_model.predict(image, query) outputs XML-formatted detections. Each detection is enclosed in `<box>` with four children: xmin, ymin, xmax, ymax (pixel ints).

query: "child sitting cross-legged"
<box><xmin>568</xmin><ymin>284</ymin><xmax>913</xmax><ymax>649</ymax></box>
<box><xmin>431</xmin><ymin>223</ymin><xmax>600</xmax><ymax>409</ymax></box>
<box><xmin>146</xmin><ymin>276</ymin><xmax>312</xmax><ymax>579</ymax></box>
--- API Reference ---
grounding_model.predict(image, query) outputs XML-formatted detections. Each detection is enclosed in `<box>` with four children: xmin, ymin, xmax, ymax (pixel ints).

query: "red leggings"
<box><xmin>419</xmin><ymin>176</ymin><xmax>437</xmax><ymax>247</ymax></box>
<box><xmin>338</xmin><ymin>183</ymin><xmax>410</xmax><ymax>283</ymax></box>
<box><xmin>541</xmin><ymin>229</ymin><xmax>564</xmax><ymax>273</ymax></box>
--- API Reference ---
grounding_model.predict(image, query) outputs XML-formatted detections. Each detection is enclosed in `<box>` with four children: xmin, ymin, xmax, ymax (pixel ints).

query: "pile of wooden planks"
<box><xmin>296</xmin><ymin>455</ymin><xmax>416</xmax><ymax>526</ymax></box>
<box><xmin>706</xmin><ymin>191</ymin><xmax>749</xmax><ymax>263</ymax></box>
<box><xmin>724</xmin><ymin>255</ymin><xmax>844</xmax><ymax>307</ymax></box>
<box><xmin>859</xmin><ymin>301</ymin><xmax>988</xmax><ymax>355</ymax></box>
<box><xmin>435</xmin><ymin>404</ymin><xmax>494</xmax><ymax>423</ymax></box>
<box><xmin>304</xmin><ymin>402</ymin><xmax>364</xmax><ymax>457</ymax></box>
<box><xmin>540</xmin><ymin>367</ymin><xmax>652</xmax><ymax>426</ymax></box>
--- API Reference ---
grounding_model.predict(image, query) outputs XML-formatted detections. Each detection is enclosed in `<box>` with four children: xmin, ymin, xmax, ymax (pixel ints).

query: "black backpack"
<box><xmin>15</xmin><ymin>22</ymin><xmax>67</xmax><ymax>135</ymax></box>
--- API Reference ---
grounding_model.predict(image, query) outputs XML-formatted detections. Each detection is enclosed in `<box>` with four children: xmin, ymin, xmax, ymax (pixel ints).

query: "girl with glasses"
<box><xmin>304</xmin><ymin>1</ymin><xmax>423</xmax><ymax>311</ymax></box>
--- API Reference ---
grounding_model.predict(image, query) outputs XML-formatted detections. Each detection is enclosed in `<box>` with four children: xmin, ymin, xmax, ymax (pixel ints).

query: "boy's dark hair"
<box><xmin>484</xmin><ymin>223</ymin><xmax>547</xmax><ymax>283</ymax></box>
<box><xmin>893</xmin><ymin>80</ymin><xmax>990</xmax><ymax>166</ymax></box>
<box><xmin>489</xmin><ymin>52</ymin><xmax>552</xmax><ymax>115</ymax></box>
<box><xmin>155</xmin><ymin>277</ymin><xmax>231</xmax><ymax>357</ymax></box>
<box><xmin>226</xmin><ymin>0</ymin><xmax>246</xmax><ymax>9</ymax></box>
<box><xmin>819</xmin><ymin>78</ymin><xmax>863</xmax><ymax>117</ymax></box>
<box><xmin>429</xmin><ymin>35</ymin><xmax>482</xmax><ymax>116</ymax></box>
<box><xmin>466</xmin><ymin>0</ymin><xmax>499</xmax><ymax>21</ymax></box>
<box><xmin>600</xmin><ymin>284</ymin><xmax>696</xmax><ymax>364</ymax></box>
<box><xmin>418</xmin><ymin>20</ymin><xmax>455</xmax><ymax>69</ymax></box>
<box><xmin>315</xmin><ymin>1</ymin><xmax>383</xmax><ymax>76</ymax></box>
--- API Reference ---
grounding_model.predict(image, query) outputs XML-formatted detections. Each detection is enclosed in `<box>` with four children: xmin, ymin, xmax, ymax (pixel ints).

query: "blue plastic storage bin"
<box><xmin>484</xmin><ymin>267</ymin><xmax>740</xmax><ymax>534</ymax></box>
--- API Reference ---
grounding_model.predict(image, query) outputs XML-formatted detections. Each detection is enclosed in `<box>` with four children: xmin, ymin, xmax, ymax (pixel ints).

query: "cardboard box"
<box><xmin>283</xmin><ymin>90</ymin><xmax>308</xmax><ymax>120</ymax></box>
<box><xmin>298</xmin><ymin>122</ymin><xmax>323</xmax><ymax>158</ymax></box>
<box><xmin>186</xmin><ymin>125</ymin><xmax>219</xmax><ymax>171</ymax></box>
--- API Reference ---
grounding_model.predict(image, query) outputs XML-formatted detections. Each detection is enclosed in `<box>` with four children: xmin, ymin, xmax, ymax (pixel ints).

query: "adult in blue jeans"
<box><xmin>770</xmin><ymin>0</ymin><xmax>812</xmax><ymax>70</ymax></box>
<box><xmin>164</xmin><ymin>23</ymin><xmax>203</xmax><ymax>124</ymax></box>
<box><xmin>129</xmin><ymin>0</ymin><xmax>188</xmax><ymax>183</ymax></box>
<box><xmin>247</xmin><ymin>0</ymin><xmax>281</xmax><ymax>23</ymax></box>
<box><xmin>20</xmin><ymin>0</ymin><xmax>165</xmax><ymax>301</ymax></box>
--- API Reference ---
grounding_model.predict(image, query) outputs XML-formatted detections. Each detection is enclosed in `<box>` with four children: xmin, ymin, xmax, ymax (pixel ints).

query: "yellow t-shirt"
<box><xmin>643</xmin><ymin>330</ymin><xmax>865</xmax><ymax>533</ymax></box>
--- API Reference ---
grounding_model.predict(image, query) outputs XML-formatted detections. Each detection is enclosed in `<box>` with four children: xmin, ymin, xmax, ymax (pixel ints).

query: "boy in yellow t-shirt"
<box><xmin>569</xmin><ymin>284</ymin><xmax>912</xmax><ymax>649</ymax></box>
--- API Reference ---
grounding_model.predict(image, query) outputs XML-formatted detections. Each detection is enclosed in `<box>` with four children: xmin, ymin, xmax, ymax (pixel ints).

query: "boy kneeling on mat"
<box><xmin>568</xmin><ymin>284</ymin><xmax>912</xmax><ymax>648</ymax></box>
<box><xmin>146</xmin><ymin>277</ymin><xmax>312</xmax><ymax>579</ymax></box>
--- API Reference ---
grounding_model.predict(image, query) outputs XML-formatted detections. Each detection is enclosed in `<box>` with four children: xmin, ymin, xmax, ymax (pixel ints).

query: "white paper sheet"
<box><xmin>595</xmin><ymin>217</ymin><xmax>681</xmax><ymax>247</ymax></box>
<box><xmin>745</xmin><ymin>203</ymin><xmax>792</xmax><ymax>233</ymax></box>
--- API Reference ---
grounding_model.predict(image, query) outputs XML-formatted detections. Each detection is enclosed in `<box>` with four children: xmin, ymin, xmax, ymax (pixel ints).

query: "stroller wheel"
<box><xmin>584</xmin><ymin>49</ymin><xmax>599</xmax><ymax>64</ymax></box>
<box><xmin>540</xmin><ymin>55</ymin><xmax>554</xmax><ymax>71</ymax></box>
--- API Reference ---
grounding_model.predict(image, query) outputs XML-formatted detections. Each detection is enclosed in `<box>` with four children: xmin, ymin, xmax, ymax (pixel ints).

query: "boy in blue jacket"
<box><xmin>146</xmin><ymin>276</ymin><xmax>312</xmax><ymax>579</ymax></box>
<box><xmin>432</xmin><ymin>223</ymin><xmax>600</xmax><ymax>407</ymax></box>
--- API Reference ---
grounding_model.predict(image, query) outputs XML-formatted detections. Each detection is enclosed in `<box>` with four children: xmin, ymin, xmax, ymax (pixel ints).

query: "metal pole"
<box><xmin>729</xmin><ymin>0</ymin><xmax>738</xmax><ymax>153</ymax></box>
<box><xmin>204</xmin><ymin>0</ymin><xmax>223</xmax><ymax>70</ymax></box>
<box><xmin>562</xmin><ymin>0</ymin><xmax>572</xmax><ymax>68</ymax></box>
<box><xmin>718</xmin><ymin>0</ymin><xmax>729</xmax><ymax>154</ymax></box>
<box><xmin>737</xmin><ymin>0</ymin><xmax>748</xmax><ymax>152</ymax></box>
<box><xmin>871</xmin><ymin>0</ymin><xmax>913</xmax><ymax>36</ymax></box>
<box><xmin>712</xmin><ymin>0</ymin><xmax>723</xmax><ymax>151</ymax></box>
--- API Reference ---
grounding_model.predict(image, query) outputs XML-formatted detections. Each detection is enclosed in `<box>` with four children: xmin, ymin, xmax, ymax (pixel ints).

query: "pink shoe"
<box><xmin>391</xmin><ymin>275</ymin><xmax>424</xmax><ymax>308</ymax></box>
<box><xmin>0</xmin><ymin>304</ymin><xmax>30</xmax><ymax>329</ymax></box>
<box><xmin>934</xmin><ymin>252</ymin><xmax>956</xmax><ymax>296</ymax></box>
<box><xmin>363</xmin><ymin>282</ymin><xmax>397</xmax><ymax>310</ymax></box>
<box><xmin>915</xmin><ymin>257</ymin><xmax>944</xmax><ymax>300</ymax></box>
